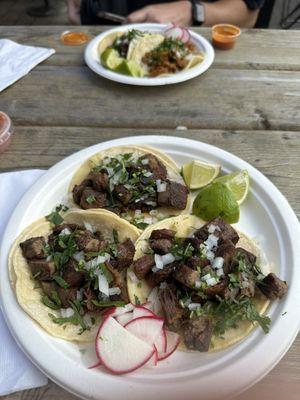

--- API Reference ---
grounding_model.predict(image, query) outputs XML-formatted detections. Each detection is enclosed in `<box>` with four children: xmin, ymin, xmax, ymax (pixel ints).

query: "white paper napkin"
<box><xmin>0</xmin><ymin>39</ymin><xmax>55</xmax><ymax>92</ymax></box>
<box><xmin>0</xmin><ymin>169</ymin><xmax>48</xmax><ymax>396</ymax></box>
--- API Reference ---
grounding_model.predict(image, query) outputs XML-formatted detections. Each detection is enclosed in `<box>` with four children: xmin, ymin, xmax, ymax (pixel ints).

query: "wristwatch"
<box><xmin>190</xmin><ymin>0</ymin><xmax>205</xmax><ymax>26</ymax></box>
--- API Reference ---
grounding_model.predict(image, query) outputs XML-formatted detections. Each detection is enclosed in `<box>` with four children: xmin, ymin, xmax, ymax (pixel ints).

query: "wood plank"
<box><xmin>0</xmin><ymin>127</ymin><xmax>299</xmax><ymax>218</ymax></box>
<box><xmin>0</xmin><ymin>66</ymin><xmax>299</xmax><ymax>131</ymax></box>
<box><xmin>0</xmin><ymin>26</ymin><xmax>300</xmax><ymax>71</ymax></box>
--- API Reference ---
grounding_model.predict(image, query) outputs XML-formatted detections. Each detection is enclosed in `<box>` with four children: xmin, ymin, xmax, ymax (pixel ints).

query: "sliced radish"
<box><xmin>103</xmin><ymin>303</ymin><xmax>134</xmax><ymax>318</ymax></box>
<box><xmin>125</xmin><ymin>316</ymin><xmax>164</xmax><ymax>346</ymax></box>
<box><xmin>145</xmin><ymin>347</ymin><xmax>158</xmax><ymax>367</ymax></box>
<box><xmin>164</xmin><ymin>22</ymin><xmax>176</xmax><ymax>33</ymax></box>
<box><xmin>88</xmin><ymin>360</ymin><xmax>102</xmax><ymax>369</ymax></box>
<box><xmin>165</xmin><ymin>27</ymin><xmax>183</xmax><ymax>41</ymax></box>
<box><xmin>157</xmin><ymin>330</ymin><xmax>181</xmax><ymax>361</ymax></box>
<box><xmin>96</xmin><ymin>316</ymin><xmax>155</xmax><ymax>374</ymax></box>
<box><xmin>154</xmin><ymin>328</ymin><xmax>167</xmax><ymax>354</ymax></box>
<box><xmin>133</xmin><ymin>305</ymin><xmax>155</xmax><ymax>319</ymax></box>
<box><xmin>115</xmin><ymin>311</ymin><xmax>133</xmax><ymax>326</ymax></box>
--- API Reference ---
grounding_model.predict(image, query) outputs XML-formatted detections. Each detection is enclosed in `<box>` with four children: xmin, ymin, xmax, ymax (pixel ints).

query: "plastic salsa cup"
<box><xmin>0</xmin><ymin>111</ymin><xmax>12</xmax><ymax>154</ymax></box>
<box><xmin>212</xmin><ymin>24</ymin><xmax>241</xmax><ymax>50</ymax></box>
<box><xmin>60</xmin><ymin>31</ymin><xmax>90</xmax><ymax>46</ymax></box>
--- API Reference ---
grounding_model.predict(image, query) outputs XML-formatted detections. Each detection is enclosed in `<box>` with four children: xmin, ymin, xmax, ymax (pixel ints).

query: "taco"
<box><xmin>128</xmin><ymin>215</ymin><xmax>288</xmax><ymax>352</ymax></box>
<box><xmin>9</xmin><ymin>209</ymin><xmax>140</xmax><ymax>342</ymax></box>
<box><xmin>99</xmin><ymin>27</ymin><xmax>204</xmax><ymax>78</ymax></box>
<box><xmin>68</xmin><ymin>145</ymin><xmax>191</xmax><ymax>229</ymax></box>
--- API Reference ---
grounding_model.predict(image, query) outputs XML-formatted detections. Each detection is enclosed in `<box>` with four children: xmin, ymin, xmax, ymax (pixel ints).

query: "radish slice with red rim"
<box><xmin>157</xmin><ymin>330</ymin><xmax>180</xmax><ymax>361</ymax></box>
<box><xmin>133</xmin><ymin>305</ymin><xmax>155</xmax><ymax>319</ymax></box>
<box><xmin>88</xmin><ymin>360</ymin><xmax>102</xmax><ymax>369</ymax></box>
<box><xmin>96</xmin><ymin>316</ymin><xmax>155</xmax><ymax>374</ymax></box>
<box><xmin>154</xmin><ymin>328</ymin><xmax>167</xmax><ymax>354</ymax></box>
<box><xmin>103</xmin><ymin>303</ymin><xmax>134</xmax><ymax>319</ymax></box>
<box><xmin>115</xmin><ymin>311</ymin><xmax>133</xmax><ymax>326</ymax></box>
<box><xmin>125</xmin><ymin>316</ymin><xmax>164</xmax><ymax>346</ymax></box>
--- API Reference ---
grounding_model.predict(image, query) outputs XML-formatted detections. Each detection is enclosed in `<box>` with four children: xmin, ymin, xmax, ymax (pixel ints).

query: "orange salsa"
<box><xmin>60</xmin><ymin>31</ymin><xmax>90</xmax><ymax>46</ymax></box>
<box><xmin>212</xmin><ymin>24</ymin><xmax>241</xmax><ymax>50</ymax></box>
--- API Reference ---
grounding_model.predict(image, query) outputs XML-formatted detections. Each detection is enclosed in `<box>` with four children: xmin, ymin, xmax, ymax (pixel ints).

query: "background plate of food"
<box><xmin>84</xmin><ymin>23</ymin><xmax>214</xmax><ymax>86</ymax></box>
<box><xmin>0</xmin><ymin>136</ymin><xmax>300</xmax><ymax>400</ymax></box>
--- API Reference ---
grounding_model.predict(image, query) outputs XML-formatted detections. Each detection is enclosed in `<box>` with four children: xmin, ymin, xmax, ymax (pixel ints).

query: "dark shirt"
<box><xmin>80</xmin><ymin>0</ymin><xmax>265</xmax><ymax>24</ymax></box>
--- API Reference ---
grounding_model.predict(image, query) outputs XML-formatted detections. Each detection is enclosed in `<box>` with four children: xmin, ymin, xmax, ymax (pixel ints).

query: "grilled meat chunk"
<box><xmin>41</xmin><ymin>281</ymin><xmax>77</xmax><ymax>308</ymax></box>
<box><xmin>28</xmin><ymin>259</ymin><xmax>55</xmax><ymax>280</ymax></box>
<box><xmin>87</xmin><ymin>171</ymin><xmax>108</xmax><ymax>192</ymax></box>
<box><xmin>150</xmin><ymin>238</ymin><xmax>173</xmax><ymax>255</ymax></box>
<box><xmin>234</xmin><ymin>247</ymin><xmax>256</xmax><ymax>266</ymax></box>
<box><xmin>215</xmin><ymin>240</ymin><xmax>236</xmax><ymax>274</ymax></box>
<box><xmin>258</xmin><ymin>273</ymin><xmax>288</xmax><ymax>300</ymax></box>
<box><xmin>194</xmin><ymin>217</ymin><xmax>239</xmax><ymax>245</ymax></box>
<box><xmin>203</xmin><ymin>276</ymin><xmax>229</xmax><ymax>298</ymax></box>
<box><xmin>74</xmin><ymin>230</ymin><xmax>101</xmax><ymax>253</ymax></box>
<box><xmin>150</xmin><ymin>229</ymin><xmax>176</xmax><ymax>241</ymax></box>
<box><xmin>186</xmin><ymin>255</ymin><xmax>209</xmax><ymax>270</ymax></box>
<box><xmin>80</xmin><ymin>188</ymin><xmax>107</xmax><ymax>209</ymax></box>
<box><xmin>133</xmin><ymin>254</ymin><xmax>155</xmax><ymax>280</ymax></box>
<box><xmin>157</xmin><ymin>180</ymin><xmax>188</xmax><ymax>210</ymax></box>
<box><xmin>62</xmin><ymin>260</ymin><xmax>85</xmax><ymax>287</ymax></box>
<box><xmin>140</xmin><ymin>153</ymin><xmax>167</xmax><ymax>180</ymax></box>
<box><xmin>115</xmin><ymin>239</ymin><xmax>135</xmax><ymax>270</ymax></box>
<box><xmin>114</xmin><ymin>184</ymin><xmax>132</xmax><ymax>205</ymax></box>
<box><xmin>84</xmin><ymin>287</ymin><xmax>98</xmax><ymax>312</ymax></box>
<box><xmin>20</xmin><ymin>237</ymin><xmax>46</xmax><ymax>260</ymax></box>
<box><xmin>174</xmin><ymin>265</ymin><xmax>200</xmax><ymax>289</ymax></box>
<box><xmin>72</xmin><ymin>179</ymin><xmax>92</xmax><ymax>205</ymax></box>
<box><xmin>184</xmin><ymin>236</ymin><xmax>202</xmax><ymax>250</ymax></box>
<box><xmin>182</xmin><ymin>317</ymin><xmax>213</xmax><ymax>352</ymax></box>
<box><xmin>159</xmin><ymin>283</ymin><xmax>184</xmax><ymax>331</ymax></box>
<box><xmin>105</xmin><ymin>261</ymin><xmax>122</xmax><ymax>287</ymax></box>
<box><xmin>240</xmin><ymin>277</ymin><xmax>256</xmax><ymax>298</ymax></box>
<box><xmin>146</xmin><ymin>262</ymin><xmax>177</xmax><ymax>287</ymax></box>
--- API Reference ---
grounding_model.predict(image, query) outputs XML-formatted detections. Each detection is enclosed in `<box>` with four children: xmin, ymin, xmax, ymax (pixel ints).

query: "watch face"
<box><xmin>195</xmin><ymin>3</ymin><xmax>205</xmax><ymax>22</ymax></box>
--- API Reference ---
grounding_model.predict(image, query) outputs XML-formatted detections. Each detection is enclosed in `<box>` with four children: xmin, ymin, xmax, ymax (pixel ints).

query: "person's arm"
<box><xmin>66</xmin><ymin>0</ymin><xmax>81</xmax><ymax>25</ymax></box>
<box><xmin>126</xmin><ymin>0</ymin><xmax>260</xmax><ymax>28</ymax></box>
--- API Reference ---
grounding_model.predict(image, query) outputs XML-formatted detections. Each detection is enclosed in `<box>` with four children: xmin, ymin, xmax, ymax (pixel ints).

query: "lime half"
<box><xmin>182</xmin><ymin>160</ymin><xmax>221</xmax><ymax>190</ymax></box>
<box><xmin>114</xmin><ymin>60</ymin><xmax>145</xmax><ymax>77</ymax></box>
<box><xmin>214</xmin><ymin>170</ymin><xmax>249</xmax><ymax>205</ymax></box>
<box><xmin>101</xmin><ymin>48</ymin><xmax>123</xmax><ymax>70</ymax></box>
<box><xmin>192</xmin><ymin>182</ymin><xmax>240</xmax><ymax>223</ymax></box>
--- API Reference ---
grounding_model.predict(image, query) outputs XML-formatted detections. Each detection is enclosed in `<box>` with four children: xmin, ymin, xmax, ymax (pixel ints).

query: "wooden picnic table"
<box><xmin>0</xmin><ymin>26</ymin><xmax>299</xmax><ymax>400</ymax></box>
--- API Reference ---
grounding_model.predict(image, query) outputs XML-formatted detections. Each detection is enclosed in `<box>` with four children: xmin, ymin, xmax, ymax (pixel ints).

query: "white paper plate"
<box><xmin>84</xmin><ymin>23</ymin><xmax>214</xmax><ymax>86</ymax></box>
<box><xmin>1</xmin><ymin>136</ymin><xmax>300</xmax><ymax>400</ymax></box>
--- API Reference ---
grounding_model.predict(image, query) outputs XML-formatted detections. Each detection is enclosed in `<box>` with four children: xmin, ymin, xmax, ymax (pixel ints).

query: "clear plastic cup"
<box><xmin>0</xmin><ymin>112</ymin><xmax>13</xmax><ymax>154</ymax></box>
<box><xmin>212</xmin><ymin>24</ymin><xmax>241</xmax><ymax>50</ymax></box>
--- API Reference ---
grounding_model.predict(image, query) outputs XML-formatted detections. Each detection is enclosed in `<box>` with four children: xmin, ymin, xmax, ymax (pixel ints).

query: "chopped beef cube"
<box><xmin>40</xmin><ymin>281</ymin><xmax>57</xmax><ymax>298</ymax></box>
<box><xmin>104</xmin><ymin>206</ymin><xmax>122</xmax><ymax>215</ymax></box>
<box><xmin>20</xmin><ymin>237</ymin><xmax>46</xmax><ymax>260</ymax></box>
<box><xmin>57</xmin><ymin>287</ymin><xmax>77</xmax><ymax>308</ymax></box>
<box><xmin>146</xmin><ymin>262</ymin><xmax>178</xmax><ymax>287</ymax></box>
<box><xmin>184</xmin><ymin>236</ymin><xmax>202</xmax><ymax>250</ymax></box>
<box><xmin>72</xmin><ymin>179</ymin><xmax>92</xmax><ymax>205</ymax></box>
<box><xmin>114</xmin><ymin>184</ymin><xmax>132</xmax><ymax>205</ymax></box>
<box><xmin>133</xmin><ymin>254</ymin><xmax>155</xmax><ymax>279</ymax></box>
<box><xmin>194</xmin><ymin>217</ymin><xmax>239</xmax><ymax>245</ymax></box>
<box><xmin>140</xmin><ymin>153</ymin><xmax>167</xmax><ymax>180</ymax></box>
<box><xmin>84</xmin><ymin>287</ymin><xmax>98</xmax><ymax>312</ymax></box>
<box><xmin>62</xmin><ymin>260</ymin><xmax>85</xmax><ymax>287</ymax></box>
<box><xmin>115</xmin><ymin>239</ymin><xmax>135</xmax><ymax>270</ymax></box>
<box><xmin>74</xmin><ymin>230</ymin><xmax>100</xmax><ymax>252</ymax></box>
<box><xmin>150</xmin><ymin>229</ymin><xmax>176</xmax><ymax>241</ymax></box>
<box><xmin>157</xmin><ymin>180</ymin><xmax>188</xmax><ymax>210</ymax></box>
<box><xmin>150</xmin><ymin>239</ymin><xmax>173</xmax><ymax>255</ymax></box>
<box><xmin>203</xmin><ymin>276</ymin><xmax>229</xmax><ymax>298</ymax></box>
<box><xmin>174</xmin><ymin>265</ymin><xmax>200</xmax><ymax>289</ymax></box>
<box><xmin>128</xmin><ymin>201</ymin><xmax>155</xmax><ymax>212</ymax></box>
<box><xmin>87</xmin><ymin>171</ymin><xmax>108</xmax><ymax>192</ymax></box>
<box><xmin>120</xmin><ymin>284</ymin><xmax>130</xmax><ymax>303</ymax></box>
<box><xmin>159</xmin><ymin>283</ymin><xmax>184</xmax><ymax>331</ymax></box>
<box><xmin>80</xmin><ymin>188</ymin><xmax>107</xmax><ymax>209</ymax></box>
<box><xmin>28</xmin><ymin>259</ymin><xmax>55</xmax><ymax>280</ymax></box>
<box><xmin>234</xmin><ymin>247</ymin><xmax>256</xmax><ymax>267</ymax></box>
<box><xmin>215</xmin><ymin>240</ymin><xmax>236</xmax><ymax>274</ymax></box>
<box><xmin>93</xmin><ymin>231</ymin><xmax>108</xmax><ymax>250</ymax></box>
<box><xmin>240</xmin><ymin>277</ymin><xmax>256</xmax><ymax>298</ymax></box>
<box><xmin>105</xmin><ymin>261</ymin><xmax>122</xmax><ymax>287</ymax></box>
<box><xmin>186</xmin><ymin>256</ymin><xmax>210</xmax><ymax>270</ymax></box>
<box><xmin>223</xmin><ymin>286</ymin><xmax>240</xmax><ymax>301</ymax></box>
<box><xmin>258</xmin><ymin>273</ymin><xmax>288</xmax><ymax>300</ymax></box>
<box><xmin>182</xmin><ymin>317</ymin><xmax>213</xmax><ymax>352</ymax></box>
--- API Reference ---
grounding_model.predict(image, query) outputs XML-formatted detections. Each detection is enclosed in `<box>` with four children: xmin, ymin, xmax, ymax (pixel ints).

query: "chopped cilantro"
<box><xmin>92</xmin><ymin>300</ymin><xmax>126</xmax><ymax>308</ymax></box>
<box><xmin>46</xmin><ymin>204</ymin><xmax>69</xmax><ymax>226</ymax></box>
<box><xmin>52</xmin><ymin>275</ymin><xmax>69</xmax><ymax>289</ymax></box>
<box><xmin>113</xmin><ymin>229</ymin><xmax>119</xmax><ymax>244</ymax></box>
<box><xmin>86</xmin><ymin>195</ymin><xmax>95</xmax><ymax>204</ymax></box>
<box><xmin>134</xmin><ymin>294</ymin><xmax>141</xmax><ymax>305</ymax></box>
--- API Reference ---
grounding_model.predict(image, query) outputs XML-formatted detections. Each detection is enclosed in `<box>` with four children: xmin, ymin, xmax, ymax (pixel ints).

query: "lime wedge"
<box><xmin>182</xmin><ymin>160</ymin><xmax>221</xmax><ymax>189</ymax></box>
<box><xmin>192</xmin><ymin>182</ymin><xmax>240</xmax><ymax>223</ymax></box>
<box><xmin>114</xmin><ymin>60</ymin><xmax>145</xmax><ymax>77</ymax></box>
<box><xmin>101</xmin><ymin>48</ymin><xmax>123</xmax><ymax>70</ymax></box>
<box><xmin>214</xmin><ymin>170</ymin><xmax>249</xmax><ymax>205</ymax></box>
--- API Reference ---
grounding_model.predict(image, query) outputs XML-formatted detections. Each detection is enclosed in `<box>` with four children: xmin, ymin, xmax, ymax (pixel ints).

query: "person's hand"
<box><xmin>66</xmin><ymin>0</ymin><xmax>81</xmax><ymax>25</ymax></box>
<box><xmin>126</xmin><ymin>1</ymin><xmax>193</xmax><ymax>26</ymax></box>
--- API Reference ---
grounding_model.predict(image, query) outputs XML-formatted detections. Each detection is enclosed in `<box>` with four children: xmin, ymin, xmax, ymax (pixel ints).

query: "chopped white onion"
<box><xmin>76</xmin><ymin>288</ymin><xmax>84</xmax><ymax>301</ymax></box>
<box><xmin>128</xmin><ymin>270</ymin><xmax>139</xmax><ymax>283</ymax></box>
<box><xmin>145</xmin><ymin>201</ymin><xmax>157</xmax><ymax>207</ymax></box>
<box><xmin>144</xmin><ymin>171</ymin><xmax>153</xmax><ymax>178</ymax></box>
<box><xmin>149</xmin><ymin>210</ymin><xmax>158</xmax><ymax>216</ymax></box>
<box><xmin>156</xmin><ymin>181</ymin><xmax>167</xmax><ymax>193</ymax></box>
<box><xmin>96</xmin><ymin>272</ymin><xmax>109</xmax><ymax>297</ymax></box>
<box><xmin>216</xmin><ymin>268</ymin><xmax>224</xmax><ymax>277</ymax></box>
<box><xmin>141</xmin><ymin>158</ymin><xmax>149</xmax><ymax>165</ymax></box>
<box><xmin>188</xmin><ymin>303</ymin><xmax>201</xmax><ymax>311</ymax></box>
<box><xmin>206</xmin><ymin>277</ymin><xmax>218</xmax><ymax>286</ymax></box>
<box><xmin>106</xmin><ymin>167</ymin><xmax>114</xmax><ymax>176</ymax></box>
<box><xmin>83</xmin><ymin>221</ymin><xmax>93</xmax><ymax>232</ymax></box>
<box><xmin>83</xmin><ymin>313</ymin><xmax>92</xmax><ymax>326</ymax></box>
<box><xmin>204</xmin><ymin>234</ymin><xmax>219</xmax><ymax>250</ymax></box>
<box><xmin>212</xmin><ymin>257</ymin><xmax>224</xmax><ymax>270</ymax></box>
<box><xmin>144</xmin><ymin>217</ymin><xmax>153</xmax><ymax>225</ymax></box>
<box><xmin>208</xmin><ymin>224</ymin><xmax>217</xmax><ymax>234</ymax></box>
<box><xmin>73</xmin><ymin>251</ymin><xmax>85</xmax><ymax>262</ymax></box>
<box><xmin>134</xmin><ymin>209</ymin><xmax>142</xmax><ymax>216</ymax></box>
<box><xmin>109</xmin><ymin>287</ymin><xmax>121</xmax><ymax>296</ymax></box>
<box><xmin>202</xmin><ymin>273</ymin><xmax>211</xmax><ymax>281</ymax></box>
<box><xmin>46</xmin><ymin>255</ymin><xmax>52</xmax><ymax>262</ymax></box>
<box><xmin>206</xmin><ymin>250</ymin><xmax>215</xmax><ymax>262</ymax></box>
<box><xmin>60</xmin><ymin>308</ymin><xmax>74</xmax><ymax>318</ymax></box>
<box><xmin>161</xmin><ymin>253</ymin><xmax>175</xmax><ymax>265</ymax></box>
<box><xmin>242</xmin><ymin>281</ymin><xmax>249</xmax><ymax>288</ymax></box>
<box><xmin>195</xmin><ymin>280</ymin><xmax>201</xmax><ymax>289</ymax></box>
<box><xmin>154</xmin><ymin>254</ymin><xmax>164</xmax><ymax>269</ymax></box>
<box><xmin>159</xmin><ymin>282</ymin><xmax>167</xmax><ymax>289</ymax></box>
<box><xmin>152</xmin><ymin>266</ymin><xmax>160</xmax><ymax>273</ymax></box>
<box><xmin>59</xmin><ymin>228</ymin><xmax>71</xmax><ymax>236</ymax></box>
